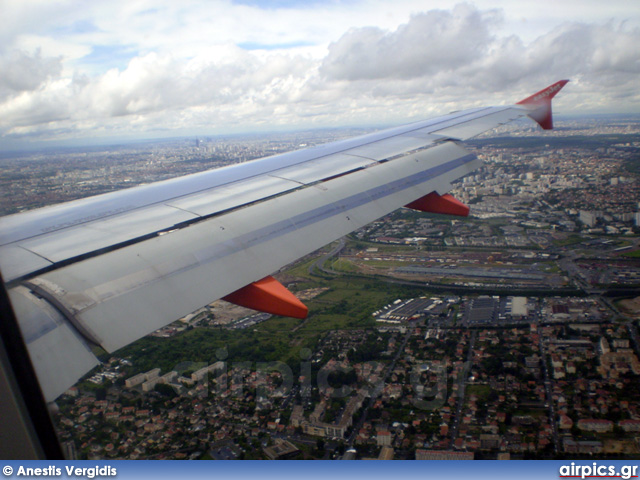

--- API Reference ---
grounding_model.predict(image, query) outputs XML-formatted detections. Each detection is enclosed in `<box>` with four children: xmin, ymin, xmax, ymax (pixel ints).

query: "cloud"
<box><xmin>0</xmin><ymin>50</ymin><xmax>62</xmax><ymax>93</ymax></box>
<box><xmin>0</xmin><ymin>2</ymin><xmax>639</xmax><ymax>144</ymax></box>
<box><xmin>321</xmin><ymin>4</ymin><xmax>501</xmax><ymax>81</ymax></box>
<box><xmin>0</xmin><ymin>46</ymin><xmax>320</xmax><ymax>136</ymax></box>
<box><xmin>319</xmin><ymin>6</ymin><xmax>640</xmax><ymax>113</ymax></box>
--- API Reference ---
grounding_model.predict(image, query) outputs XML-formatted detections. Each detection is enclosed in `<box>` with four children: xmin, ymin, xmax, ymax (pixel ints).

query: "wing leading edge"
<box><xmin>0</xmin><ymin>81</ymin><xmax>568</xmax><ymax>401</ymax></box>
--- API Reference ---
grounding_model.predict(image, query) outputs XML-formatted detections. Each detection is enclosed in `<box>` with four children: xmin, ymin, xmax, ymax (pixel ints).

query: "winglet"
<box><xmin>223</xmin><ymin>276</ymin><xmax>309</xmax><ymax>319</ymax></box>
<box><xmin>516</xmin><ymin>80</ymin><xmax>569</xmax><ymax>130</ymax></box>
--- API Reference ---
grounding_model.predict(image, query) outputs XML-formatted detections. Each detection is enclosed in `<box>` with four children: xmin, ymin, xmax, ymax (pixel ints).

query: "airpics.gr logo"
<box><xmin>559</xmin><ymin>462</ymin><xmax>638</xmax><ymax>480</ymax></box>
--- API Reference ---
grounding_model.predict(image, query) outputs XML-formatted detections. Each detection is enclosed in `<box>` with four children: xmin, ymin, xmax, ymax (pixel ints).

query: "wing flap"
<box><xmin>165</xmin><ymin>174</ymin><xmax>301</xmax><ymax>216</ymax></box>
<box><xmin>268</xmin><ymin>153</ymin><xmax>375</xmax><ymax>184</ymax></box>
<box><xmin>17</xmin><ymin>205</ymin><xmax>198</xmax><ymax>264</ymax></box>
<box><xmin>342</xmin><ymin>134</ymin><xmax>439</xmax><ymax>161</ymax></box>
<box><xmin>431</xmin><ymin>106</ymin><xmax>529</xmax><ymax>140</ymax></box>
<box><xmin>0</xmin><ymin>246</ymin><xmax>53</xmax><ymax>281</ymax></box>
<box><xmin>25</xmin><ymin>142</ymin><xmax>474</xmax><ymax>360</ymax></box>
<box><xmin>9</xmin><ymin>286</ymin><xmax>99</xmax><ymax>401</ymax></box>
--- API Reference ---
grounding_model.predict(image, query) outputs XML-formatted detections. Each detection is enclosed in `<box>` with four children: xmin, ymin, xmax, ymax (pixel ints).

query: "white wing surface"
<box><xmin>0</xmin><ymin>81</ymin><xmax>568</xmax><ymax>401</ymax></box>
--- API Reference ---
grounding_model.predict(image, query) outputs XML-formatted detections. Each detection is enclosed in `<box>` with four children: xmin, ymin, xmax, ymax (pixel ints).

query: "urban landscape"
<box><xmin>1</xmin><ymin>115</ymin><xmax>640</xmax><ymax>460</ymax></box>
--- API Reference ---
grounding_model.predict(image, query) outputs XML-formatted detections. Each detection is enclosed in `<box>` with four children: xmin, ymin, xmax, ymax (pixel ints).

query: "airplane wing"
<box><xmin>0</xmin><ymin>80</ymin><xmax>568</xmax><ymax>402</ymax></box>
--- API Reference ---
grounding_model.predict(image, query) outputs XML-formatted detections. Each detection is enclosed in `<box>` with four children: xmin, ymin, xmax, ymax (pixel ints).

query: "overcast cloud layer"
<box><xmin>1</xmin><ymin>0</ymin><xmax>639</xmax><ymax>147</ymax></box>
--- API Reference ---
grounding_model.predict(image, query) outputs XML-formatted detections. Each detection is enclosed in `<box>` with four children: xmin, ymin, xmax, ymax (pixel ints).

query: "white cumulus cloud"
<box><xmin>0</xmin><ymin>1</ymin><xmax>638</xmax><ymax>145</ymax></box>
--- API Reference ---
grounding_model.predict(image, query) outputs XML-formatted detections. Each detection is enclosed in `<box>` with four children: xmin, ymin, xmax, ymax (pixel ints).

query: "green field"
<box><xmin>328</xmin><ymin>258</ymin><xmax>359</xmax><ymax>273</ymax></box>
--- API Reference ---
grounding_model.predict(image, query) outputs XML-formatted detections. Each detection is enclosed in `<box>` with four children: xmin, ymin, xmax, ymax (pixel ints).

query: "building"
<box><xmin>125</xmin><ymin>368</ymin><xmax>160</xmax><ymax>388</ymax></box>
<box><xmin>559</xmin><ymin>415</ymin><xmax>574</xmax><ymax>430</ymax></box>
<box><xmin>376</xmin><ymin>431</ymin><xmax>392</xmax><ymax>447</ymax></box>
<box><xmin>378</xmin><ymin>446</ymin><xmax>394</xmax><ymax>460</ymax></box>
<box><xmin>263</xmin><ymin>439</ymin><xmax>300</xmax><ymax>460</ymax></box>
<box><xmin>510</xmin><ymin>297</ymin><xmax>528</xmax><ymax>318</ymax></box>
<box><xmin>563</xmin><ymin>438</ymin><xmax>603</xmax><ymax>454</ymax></box>
<box><xmin>619</xmin><ymin>420</ymin><xmax>640</xmax><ymax>432</ymax></box>
<box><xmin>598</xmin><ymin>351</ymin><xmax>640</xmax><ymax>378</ymax></box>
<box><xmin>290</xmin><ymin>405</ymin><xmax>304</xmax><ymax>427</ymax></box>
<box><xmin>579</xmin><ymin>211</ymin><xmax>598</xmax><ymax>227</ymax></box>
<box><xmin>191</xmin><ymin>361</ymin><xmax>225</xmax><ymax>381</ymax></box>
<box><xmin>612</xmin><ymin>339</ymin><xmax>630</xmax><ymax>349</ymax></box>
<box><xmin>301</xmin><ymin>390</ymin><xmax>366</xmax><ymax>439</ymax></box>
<box><xmin>577</xmin><ymin>419</ymin><xmax>614</xmax><ymax>433</ymax></box>
<box><xmin>141</xmin><ymin>378</ymin><xmax>159</xmax><ymax>392</ymax></box>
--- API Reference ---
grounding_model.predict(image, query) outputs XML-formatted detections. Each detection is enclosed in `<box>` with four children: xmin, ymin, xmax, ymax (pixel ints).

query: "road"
<box><xmin>449</xmin><ymin>330</ymin><xmax>476</xmax><ymax>446</ymax></box>
<box><xmin>346</xmin><ymin>324</ymin><xmax>413</xmax><ymax>449</ymax></box>
<box><xmin>627</xmin><ymin>322</ymin><xmax>640</xmax><ymax>357</ymax></box>
<box><xmin>538</xmin><ymin>332</ymin><xmax>560</xmax><ymax>454</ymax></box>
<box><xmin>309</xmin><ymin>238</ymin><xmax>346</xmax><ymax>275</ymax></box>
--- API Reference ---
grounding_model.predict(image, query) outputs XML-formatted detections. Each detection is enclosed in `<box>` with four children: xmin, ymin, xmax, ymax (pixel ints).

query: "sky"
<box><xmin>1</xmin><ymin>0</ymin><xmax>639</xmax><ymax>148</ymax></box>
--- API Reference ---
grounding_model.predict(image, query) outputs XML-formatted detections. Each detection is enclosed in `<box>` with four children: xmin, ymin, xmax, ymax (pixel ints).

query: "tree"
<box><xmin>154</xmin><ymin>383</ymin><xmax>178</xmax><ymax>398</ymax></box>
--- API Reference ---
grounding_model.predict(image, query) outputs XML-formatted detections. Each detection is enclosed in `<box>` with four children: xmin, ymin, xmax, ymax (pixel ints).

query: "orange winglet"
<box><xmin>223</xmin><ymin>276</ymin><xmax>309</xmax><ymax>319</ymax></box>
<box><xmin>405</xmin><ymin>192</ymin><xmax>469</xmax><ymax>217</ymax></box>
<box><xmin>516</xmin><ymin>79</ymin><xmax>569</xmax><ymax>130</ymax></box>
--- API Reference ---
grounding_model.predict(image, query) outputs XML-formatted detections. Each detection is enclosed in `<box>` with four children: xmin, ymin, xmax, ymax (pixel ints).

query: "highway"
<box><xmin>309</xmin><ymin>238</ymin><xmax>347</xmax><ymax>275</ymax></box>
<box><xmin>539</xmin><ymin>333</ymin><xmax>560</xmax><ymax>454</ymax></box>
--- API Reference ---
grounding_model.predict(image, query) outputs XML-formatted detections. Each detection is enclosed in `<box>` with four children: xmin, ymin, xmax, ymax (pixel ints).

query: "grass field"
<box><xmin>328</xmin><ymin>258</ymin><xmax>359</xmax><ymax>273</ymax></box>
